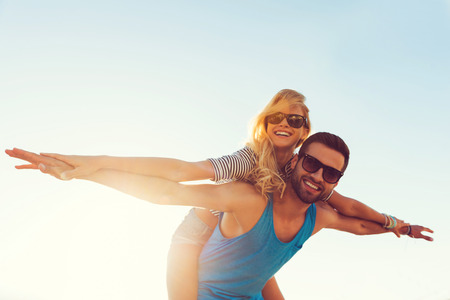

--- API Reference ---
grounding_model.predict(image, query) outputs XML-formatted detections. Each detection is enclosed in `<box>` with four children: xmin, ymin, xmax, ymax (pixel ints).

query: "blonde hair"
<box><xmin>246</xmin><ymin>89</ymin><xmax>311</xmax><ymax>196</ymax></box>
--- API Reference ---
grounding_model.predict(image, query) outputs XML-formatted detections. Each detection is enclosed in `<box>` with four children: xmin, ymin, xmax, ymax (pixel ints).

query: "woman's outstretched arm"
<box><xmin>7</xmin><ymin>148</ymin><xmax>215</xmax><ymax>182</ymax></box>
<box><xmin>8</xmin><ymin>146</ymin><xmax>256</xmax><ymax>183</ymax></box>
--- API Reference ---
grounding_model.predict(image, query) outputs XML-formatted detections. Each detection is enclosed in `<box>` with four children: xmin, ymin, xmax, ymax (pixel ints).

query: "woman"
<box><xmin>6</xmin><ymin>89</ymin><xmax>414</xmax><ymax>299</ymax></box>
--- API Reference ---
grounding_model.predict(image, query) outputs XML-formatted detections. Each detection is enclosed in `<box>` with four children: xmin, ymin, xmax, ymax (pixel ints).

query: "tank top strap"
<box><xmin>291</xmin><ymin>203</ymin><xmax>316</xmax><ymax>247</ymax></box>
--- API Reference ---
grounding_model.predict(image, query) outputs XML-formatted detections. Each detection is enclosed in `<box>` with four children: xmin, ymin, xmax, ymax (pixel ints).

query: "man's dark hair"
<box><xmin>298</xmin><ymin>132</ymin><xmax>350</xmax><ymax>172</ymax></box>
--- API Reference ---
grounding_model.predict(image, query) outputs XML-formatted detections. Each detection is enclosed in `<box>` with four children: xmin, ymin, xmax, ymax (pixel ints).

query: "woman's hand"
<box><xmin>391</xmin><ymin>217</ymin><xmax>408</xmax><ymax>238</ymax></box>
<box><xmin>40</xmin><ymin>153</ymin><xmax>102</xmax><ymax>180</ymax></box>
<box><xmin>5</xmin><ymin>148</ymin><xmax>74</xmax><ymax>180</ymax></box>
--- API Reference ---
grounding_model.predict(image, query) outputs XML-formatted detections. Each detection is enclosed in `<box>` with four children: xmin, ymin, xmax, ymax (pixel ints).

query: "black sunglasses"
<box><xmin>265</xmin><ymin>112</ymin><xmax>307</xmax><ymax>129</ymax></box>
<box><xmin>301</xmin><ymin>154</ymin><xmax>343</xmax><ymax>184</ymax></box>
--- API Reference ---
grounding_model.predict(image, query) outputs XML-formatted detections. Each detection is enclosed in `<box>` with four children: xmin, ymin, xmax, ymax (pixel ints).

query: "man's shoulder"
<box><xmin>315</xmin><ymin>202</ymin><xmax>338</xmax><ymax>217</ymax></box>
<box><xmin>221</xmin><ymin>180</ymin><xmax>258</xmax><ymax>191</ymax></box>
<box><xmin>217</xmin><ymin>181</ymin><xmax>264</xmax><ymax>204</ymax></box>
<box><xmin>311</xmin><ymin>202</ymin><xmax>339</xmax><ymax>234</ymax></box>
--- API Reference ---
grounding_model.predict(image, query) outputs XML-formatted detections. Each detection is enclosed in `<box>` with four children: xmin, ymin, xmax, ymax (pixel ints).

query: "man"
<box><xmin>6</xmin><ymin>132</ymin><xmax>433</xmax><ymax>299</ymax></box>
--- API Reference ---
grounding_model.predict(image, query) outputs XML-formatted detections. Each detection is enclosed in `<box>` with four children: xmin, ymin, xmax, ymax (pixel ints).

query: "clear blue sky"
<box><xmin>1</xmin><ymin>1</ymin><xmax>449</xmax><ymax>299</ymax></box>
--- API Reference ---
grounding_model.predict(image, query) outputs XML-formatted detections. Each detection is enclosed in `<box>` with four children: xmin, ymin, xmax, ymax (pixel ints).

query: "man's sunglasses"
<box><xmin>301</xmin><ymin>154</ymin><xmax>343</xmax><ymax>184</ymax></box>
<box><xmin>265</xmin><ymin>112</ymin><xmax>307</xmax><ymax>129</ymax></box>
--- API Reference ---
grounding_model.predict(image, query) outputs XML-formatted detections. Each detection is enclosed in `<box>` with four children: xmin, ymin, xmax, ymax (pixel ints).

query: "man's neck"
<box><xmin>272</xmin><ymin>182</ymin><xmax>312</xmax><ymax>243</ymax></box>
<box><xmin>273</xmin><ymin>182</ymin><xmax>310</xmax><ymax>219</ymax></box>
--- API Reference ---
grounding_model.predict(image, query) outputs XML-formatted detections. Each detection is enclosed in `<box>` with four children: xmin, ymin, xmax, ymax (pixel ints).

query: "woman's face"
<box><xmin>266</xmin><ymin>104</ymin><xmax>306</xmax><ymax>151</ymax></box>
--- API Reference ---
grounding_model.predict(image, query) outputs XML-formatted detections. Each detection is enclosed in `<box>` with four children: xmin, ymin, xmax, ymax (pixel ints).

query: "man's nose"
<box><xmin>310</xmin><ymin>167</ymin><xmax>324</xmax><ymax>182</ymax></box>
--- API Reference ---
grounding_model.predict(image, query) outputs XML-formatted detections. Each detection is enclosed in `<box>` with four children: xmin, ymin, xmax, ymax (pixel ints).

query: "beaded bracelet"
<box><xmin>382</xmin><ymin>213</ymin><xmax>388</xmax><ymax>228</ymax></box>
<box><xmin>389</xmin><ymin>215</ymin><xmax>397</xmax><ymax>229</ymax></box>
<box><xmin>382</xmin><ymin>214</ymin><xmax>397</xmax><ymax>229</ymax></box>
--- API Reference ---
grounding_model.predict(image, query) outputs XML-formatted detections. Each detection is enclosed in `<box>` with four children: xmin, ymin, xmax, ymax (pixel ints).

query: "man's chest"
<box><xmin>273</xmin><ymin>214</ymin><xmax>305</xmax><ymax>243</ymax></box>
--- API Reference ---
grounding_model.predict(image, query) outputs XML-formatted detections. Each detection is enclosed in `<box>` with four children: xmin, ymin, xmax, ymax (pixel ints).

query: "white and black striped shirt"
<box><xmin>208</xmin><ymin>146</ymin><xmax>293</xmax><ymax>183</ymax></box>
<box><xmin>207</xmin><ymin>147</ymin><xmax>294</xmax><ymax>216</ymax></box>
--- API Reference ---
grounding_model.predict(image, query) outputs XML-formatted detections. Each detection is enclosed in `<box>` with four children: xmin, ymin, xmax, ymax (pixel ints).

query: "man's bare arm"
<box><xmin>314</xmin><ymin>203</ymin><xmax>433</xmax><ymax>241</ymax></box>
<box><xmin>78</xmin><ymin>169</ymin><xmax>255</xmax><ymax>213</ymax></box>
<box><xmin>6</xmin><ymin>148</ymin><xmax>251</xmax><ymax>212</ymax></box>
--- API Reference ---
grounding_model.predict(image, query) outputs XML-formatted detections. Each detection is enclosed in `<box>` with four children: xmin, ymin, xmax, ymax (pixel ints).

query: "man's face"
<box><xmin>292</xmin><ymin>142</ymin><xmax>345</xmax><ymax>204</ymax></box>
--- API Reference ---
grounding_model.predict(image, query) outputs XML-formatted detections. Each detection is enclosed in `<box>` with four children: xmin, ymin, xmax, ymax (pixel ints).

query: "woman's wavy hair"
<box><xmin>246</xmin><ymin>89</ymin><xmax>311</xmax><ymax>196</ymax></box>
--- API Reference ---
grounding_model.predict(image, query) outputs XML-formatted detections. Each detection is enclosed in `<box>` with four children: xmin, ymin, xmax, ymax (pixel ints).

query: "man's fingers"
<box><xmin>38</xmin><ymin>164</ymin><xmax>65</xmax><ymax>180</ymax></box>
<box><xmin>422</xmin><ymin>227</ymin><xmax>434</xmax><ymax>233</ymax></box>
<box><xmin>15</xmin><ymin>164</ymin><xmax>38</xmax><ymax>170</ymax></box>
<box><xmin>409</xmin><ymin>225</ymin><xmax>434</xmax><ymax>242</ymax></box>
<box><xmin>423</xmin><ymin>236</ymin><xmax>434</xmax><ymax>242</ymax></box>
<box><xmin>415</xmin><ymin>234</ymin><xmax>434</xmax><ymax>242</ymax></box>
<box><xmin>60</xmin><ymin>169</ymin><xmax>81</xmax><ymax>180</ymax></box>
<box><xmin>61</xmin><ymin>167</ymin><xmax>93</xmax><ymax>180</ymax></box>
<box><xmin>38</xmin><ymin>163</ymin><xmax>48</xmax><ymax>173</ymax></box>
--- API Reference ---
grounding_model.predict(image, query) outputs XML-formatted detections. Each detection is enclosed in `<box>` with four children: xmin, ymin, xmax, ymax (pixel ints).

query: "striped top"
<box><xmin>207</xmin><ymin>147</ymin><xmax>294</xmax><ymax>216</ymax></box>
<box><xmin>207</xmin><ymin>146</ymin><xmax>294</xmax><ymax>183</ymax></box>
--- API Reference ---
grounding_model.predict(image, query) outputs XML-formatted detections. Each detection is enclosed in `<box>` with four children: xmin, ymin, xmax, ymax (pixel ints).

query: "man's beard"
<box><xmin>291</xmin><ymin>171</ymin><xmax>331</xmax><ymax>204</ymax></box>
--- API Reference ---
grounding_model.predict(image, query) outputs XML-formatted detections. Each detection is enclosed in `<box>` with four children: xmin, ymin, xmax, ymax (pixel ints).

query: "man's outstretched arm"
<box><xmin>314</xmin><ymin>203</ymin><xmax>433</xmax><ymax>241</ymax></box>
<box><xmin>6</xmin><ymin>148</ymin><xmax>244</xmax><ymax>212</ymax></box>
<box><xmin>78</xmin><ymin>168</ymin><xmax>249</xmax><ymax>213</ymax></box>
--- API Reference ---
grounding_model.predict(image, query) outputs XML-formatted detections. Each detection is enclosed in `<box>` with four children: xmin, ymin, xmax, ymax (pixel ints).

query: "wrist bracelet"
<box><xmin>406</xmin><ymin>225</ymin><xmax>411</xmax><ymax>236</ymax></box>
<box><xmin>384</xmin><ymin>215</ymin><xmax>397</xmax><ymax>229</ymax></box>
<box><xmin>389</xmin><ymin>215</ymin><xmax>397</xmax><ymax>229</ymax></box>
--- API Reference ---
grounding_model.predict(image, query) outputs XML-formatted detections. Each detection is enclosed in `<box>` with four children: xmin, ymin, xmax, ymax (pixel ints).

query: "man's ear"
<box><xmin>291</xmin><ymin>154</ymin><xmax>299</xmax><ymax>168</ymax></box>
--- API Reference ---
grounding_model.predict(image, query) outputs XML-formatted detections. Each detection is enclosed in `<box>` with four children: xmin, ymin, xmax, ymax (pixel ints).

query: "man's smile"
<box><xmin>303</xmin><ymin>178</ymin><xmax>321</xmax><ymax>193</ymax></box>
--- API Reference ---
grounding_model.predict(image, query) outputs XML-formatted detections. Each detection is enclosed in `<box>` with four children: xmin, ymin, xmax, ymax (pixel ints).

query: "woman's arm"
<box><xmin>6</xmin><ymin>148</ymin><xmax>213</xmax><ymax>182</ymax></box>
<box><xmin>326</xmin><ymin>191</ymin><xmax>406</xmax><ymax>237</ymax></box>
<box><xmin>39</xmin><ymin>153</ymin><xmax>216</xmax><ymax>182</ymax></box>
<box><xmin>8</xmin><ymin>148</ymin><xmax>213</xmax><ymax>181</ymax></box>
<box><xmin>16</xmin><ymin>146</ymin><xmax>256</xmax><ymax>183</ymax></box>
<box><xmin>7</xmin><ymin>146</ymin><xmax>256</xmax><ymax>183</ymax></box>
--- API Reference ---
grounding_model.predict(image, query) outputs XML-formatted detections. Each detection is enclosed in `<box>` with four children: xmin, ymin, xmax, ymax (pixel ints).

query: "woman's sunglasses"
<box><xmin>265</xmin><ymin>112</ymin><xmax>307</xmax><ymax>129</ymax></box>
<box><xmin>301</xmin><ymin>154</ymin><xmax>343</xmax><ymax>184</ymax></box>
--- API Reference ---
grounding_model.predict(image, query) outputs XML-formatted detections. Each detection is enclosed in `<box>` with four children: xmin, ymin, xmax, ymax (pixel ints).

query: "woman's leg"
<box><xmin>166</xmin><ymin>208</ymin><xmax>218</xmax><ymax>300</ymax></box>
<box><xmin>167</xmin><ymin>243</ymin><xmax>202</xmax><ymax>300</ymax></box>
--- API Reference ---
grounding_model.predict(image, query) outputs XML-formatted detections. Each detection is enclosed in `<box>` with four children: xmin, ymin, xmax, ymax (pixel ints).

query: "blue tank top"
<box><xmin>198</xmin><ymin>195</ymin><xmax>316</xmax><ymax>299</ymax></box>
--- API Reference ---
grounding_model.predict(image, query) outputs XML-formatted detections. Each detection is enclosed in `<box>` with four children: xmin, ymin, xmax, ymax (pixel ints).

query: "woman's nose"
<box><xmin>279</xmin><ymin>116</ymin><xmax>290</xmax><ymax>127</ymax></box>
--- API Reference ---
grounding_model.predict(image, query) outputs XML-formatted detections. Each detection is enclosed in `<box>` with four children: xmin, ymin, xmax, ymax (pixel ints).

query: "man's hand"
<box><xmin>5</xmin><ymin>148</ymin><xmax>74</xmax><ymax>180</ymax></box>
<box><xmin>406</xmin><ymin>225</ymin><xmax>434</xmax><ymax>242</ymax></box>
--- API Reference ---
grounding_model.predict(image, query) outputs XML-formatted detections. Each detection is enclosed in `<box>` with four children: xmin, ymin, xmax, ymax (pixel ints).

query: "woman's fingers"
<box><xmin>40</xmin><ymin>152</ymin><xmax>74</xmax><ymax>166</ymax></box>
